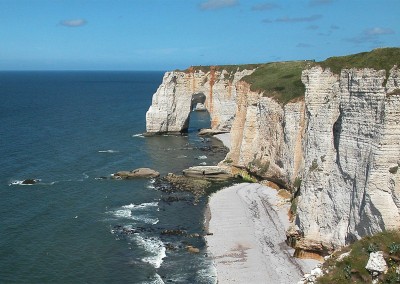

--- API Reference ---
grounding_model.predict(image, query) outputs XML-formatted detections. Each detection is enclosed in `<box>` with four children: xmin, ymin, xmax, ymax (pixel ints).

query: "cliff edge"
<box><xmin>145</xmin><ymin>48</ymin><xmax>400</xmax><ymax>256</ymax></box>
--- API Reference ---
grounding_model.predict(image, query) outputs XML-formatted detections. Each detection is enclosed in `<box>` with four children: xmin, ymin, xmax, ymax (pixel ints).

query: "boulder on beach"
<box><xmin>112</xmin><ymin>168</ymin><xmax>160</xmax><ymax>179</ymax></box>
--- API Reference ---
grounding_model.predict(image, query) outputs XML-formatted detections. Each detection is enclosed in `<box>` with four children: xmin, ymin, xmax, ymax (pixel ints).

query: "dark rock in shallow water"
<box><xmin>21</xmin><ymin>179</ymin><xmax>39</xmax><ymax>185</ymax></box>
<box><xmin>161</xmin><ymin>229</ymin><xmax>187</xmax><ymax>236</ymax></box>
<box><xmin>161</xmin><ymin>195</ymin><xmax>189</xmax><ymax>203</ymax></box>
<box><xmin>165</xmin><ymin>243</ymin><xmax>178</xmax><ymax>251</ymax></box>
<box><xmin>164</xmin><ymin>173</ymin><xmax>211</xmax><ymax>196</ymax></box>
<box><xmin>112</xmin><ymin>168</ymin><xmax>160</xmax><ymax>179</ymax></box>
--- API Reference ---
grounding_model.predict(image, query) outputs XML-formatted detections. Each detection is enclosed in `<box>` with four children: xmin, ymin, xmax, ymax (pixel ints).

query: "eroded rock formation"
<box><xmin>146</xmin><ymin>67</ymin><xmax>255</xmax><ymax>134</ymax></box>
<box><xmin>145</xmin><ymin>63</ymin><xmax>400</xmax><ymax>255</ymax></box>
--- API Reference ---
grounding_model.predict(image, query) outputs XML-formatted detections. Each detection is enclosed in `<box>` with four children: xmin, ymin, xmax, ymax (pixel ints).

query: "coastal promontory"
<box><xmin>146</xmin><ymin>47</ymin><xmax>400</xmax><ymax>259</ymax></box>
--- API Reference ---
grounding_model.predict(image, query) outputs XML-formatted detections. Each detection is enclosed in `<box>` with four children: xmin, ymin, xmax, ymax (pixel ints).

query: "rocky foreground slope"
<box><xmin>145</xmin><ymin>48</ymin><xmax>400</xmax><ymax>256</ymax></box>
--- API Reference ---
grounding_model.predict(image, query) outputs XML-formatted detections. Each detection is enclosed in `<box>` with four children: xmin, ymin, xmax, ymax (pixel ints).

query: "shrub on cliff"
<box><xmin>316</xmin><ymin>229</ymin><xmax>400</xmax><ymax>283</ymax></box>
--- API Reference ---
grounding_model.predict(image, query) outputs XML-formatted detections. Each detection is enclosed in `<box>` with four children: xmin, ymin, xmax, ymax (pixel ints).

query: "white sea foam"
<box><xmin>122</xmin><ymin>202</ymin><xmax>158</xmax><ymax>210</ymax></box>
<box><xmin>132</xmin><ymin>133</ymin><xmax>145</xmax><ymax>138</ymax></box>
<box><xmin>151</xmin><ymin>274</ymin><xmax>165</xmax><ymax>284</ymax></box>
<box><xmin>98</xmin><ymin>149</ymin><xmax>119</xmax><ymax>153</ymax></box>
<box><xmin>197</xmin><ymin>155</ymin><xmax>208</xmax><ymax>160</ymax></box>
<box><xmin>146</xmin><ymin>184</ymin><xmax>155</xmax><ymax>189</ymax></box>
<box><xmin>113</xmin><ymin>208</ymin><xmax>133</xmax><ymax>219</ymax></box>
<box><xmin>134</xmin><ymin>235</ymin><xmax>166</xmax><ymax>269</ymax></box>
<box><xmin>146</xmin><ymin>179</ymin><xmax>156</xmax><ymax>189</ymax></box>
<box><xmin>109</xmin><ymin>202</ymin><xmax>159</xmax><ymax>224</ymax></box>
<box><xmin>140</xmin><ymin>273</ymin><xmax>165</xmax><ymax>284</ymax></box>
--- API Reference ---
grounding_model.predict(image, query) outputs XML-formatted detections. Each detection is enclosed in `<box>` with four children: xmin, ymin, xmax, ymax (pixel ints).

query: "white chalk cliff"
<box><xmin>145</xmin><ymin>62</ymin><xmax>400</xmax><ymax>255</ymax></box>
<box><xmin>146</xmin><ymin>67</ymin><xmax>254</xmax><ymax>133</ymax></box>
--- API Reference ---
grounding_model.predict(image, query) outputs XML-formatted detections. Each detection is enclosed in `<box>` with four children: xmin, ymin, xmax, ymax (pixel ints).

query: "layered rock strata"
<box><xmin>145</xmin><ymin>65</ymin><xmax>400</xmax><ymax>254</ymax></box>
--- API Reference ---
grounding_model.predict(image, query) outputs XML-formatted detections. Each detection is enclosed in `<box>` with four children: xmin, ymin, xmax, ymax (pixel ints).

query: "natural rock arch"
<box><xmin>180</xmin><ymin>93</ymin><xmax>211</xmax><ymax>133</ymax></box>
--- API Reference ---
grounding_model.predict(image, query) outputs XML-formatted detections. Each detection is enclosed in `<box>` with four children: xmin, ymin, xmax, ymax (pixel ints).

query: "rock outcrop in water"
<box><xmin>145</xmin><ymin>49</ymin><xmax>400</xmax><ymax>256</ymax></box>
<box><xmin>112</xmin><ymin>168</ymin><xmax>160</xmax><ymax>179</ymax></box>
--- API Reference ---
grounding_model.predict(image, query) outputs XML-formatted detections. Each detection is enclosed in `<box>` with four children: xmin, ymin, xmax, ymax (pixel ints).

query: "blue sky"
<box><xmin>1</xmin><ymin>0</ymin><xmax>399</xmax><ymax>70</ymax></box>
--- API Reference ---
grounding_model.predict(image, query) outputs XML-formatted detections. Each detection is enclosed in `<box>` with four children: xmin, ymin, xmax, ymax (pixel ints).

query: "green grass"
<box><xmin>180</xmin><ymin>47</ymin><xmax>400</xmax><ymax>105</ymax></box>
<box><xmin>184</xmin><ymin>64</ymin><xmax>260</xmax><ymax>75</ymax></box>
<box><xmin>317</xmin><ymin>47</ymin><xmax>400</xmax><ymax>75</ymax></box>
<box><xmin>242</xmin><ymin>61</ymin><xmax>312</xmax><ymax>104</ymax></box>
<box><xmin>317</xmin><ymin>229</ymin><xmax>400</xmax><ymax>283</ymax></box>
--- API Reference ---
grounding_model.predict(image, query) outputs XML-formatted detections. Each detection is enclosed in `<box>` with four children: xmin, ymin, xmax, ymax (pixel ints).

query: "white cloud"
<box><xmin>199</xmin><ymin>0</ymin><xmax>238</xmax><ymax>10</ymax></box>
<box><xmin>60</xmin><ymin>19</ymin><xmax>87</xmax><ymax>27</ymax></box>
<box><xmin>365</xmin><ymin>27</ymin><xmax>394</xmax><ymax>36</ymax></box>
<box><xmin>346</xmin><ymin>27</ymin><xmax>395</xmax><ymax>44</ymax></box>
<box><xmin>276</xmin><ymin>14</ymin><xmax>322</xmax><ymax>23</ymax></box>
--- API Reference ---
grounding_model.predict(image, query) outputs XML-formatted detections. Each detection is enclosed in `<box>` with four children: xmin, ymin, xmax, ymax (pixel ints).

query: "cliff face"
<box><xmin>295</xmin><ymin>67</ymin><xmax>400</xmax><ymax>253</ymax></box>
<box><xmin>146</xmin><ymin>67</ymin><xmax>254</xmax><ymax>134</ymax></box>
<box><xmin>145</xmin><ymin>64</ymin><xmax>400</xmax><ymax>254</ymax></box>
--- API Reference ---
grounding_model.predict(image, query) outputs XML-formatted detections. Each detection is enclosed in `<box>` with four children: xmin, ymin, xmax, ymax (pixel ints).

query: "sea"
<box><xmin>0</xmin><ymin>71</ymin><xmax>231</xmax><ymax>283</ymax></box>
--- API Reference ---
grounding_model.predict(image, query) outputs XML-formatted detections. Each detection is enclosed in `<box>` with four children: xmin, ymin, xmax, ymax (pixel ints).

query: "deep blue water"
<box><xmin>0</xmin><ymin>71</ymin><xmax>227</xmax><ymax>283</ymax></box>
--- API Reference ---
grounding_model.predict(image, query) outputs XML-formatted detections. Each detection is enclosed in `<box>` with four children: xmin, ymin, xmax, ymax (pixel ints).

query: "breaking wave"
<box><xmin>133</xmin><ymin>234</ymin><xmax>166</xmax><ymax>269</ymax></box>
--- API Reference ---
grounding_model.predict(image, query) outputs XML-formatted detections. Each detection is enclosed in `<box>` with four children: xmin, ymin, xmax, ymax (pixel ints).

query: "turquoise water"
<box><xmin>0</xmin><ymin>71</ymin><xmax>227</xmax><ymax>283</ymax></box>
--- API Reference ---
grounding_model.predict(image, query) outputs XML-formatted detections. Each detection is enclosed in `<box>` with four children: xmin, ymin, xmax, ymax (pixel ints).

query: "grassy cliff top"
<box><xmin>183</xmin><ymin>47</ymin><xmax>400</xmax><ymax>104</ymax></box>
<box><xmin>318</xmin><ymin>47</ymin><xmax>400</xmax><ymax>74</ymax></box>
<box><xmin>241</xmin><ymin>60</ymin><xmax>312</xmax><ymax>104</ymax></box>
<box><xmin>184</xmin><ymin>64</ymin><xmax>261</xmax><ymax>74</ymax></box>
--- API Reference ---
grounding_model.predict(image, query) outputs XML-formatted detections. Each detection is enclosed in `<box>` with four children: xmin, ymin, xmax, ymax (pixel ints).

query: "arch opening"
<box><xmin>184</xmin><ymin>93</ymin><xmax>211</xmax><ymax>134</ymax></box>
<box><xmin>191</xmin><ymin>93</ymin><xmax>206</xmax><ymax>110</ymax></box>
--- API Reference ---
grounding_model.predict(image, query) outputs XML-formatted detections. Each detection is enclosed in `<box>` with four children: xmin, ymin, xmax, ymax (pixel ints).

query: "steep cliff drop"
<box><xmin>145</xmin><ymin>48</ymin><xmax>400</xmax><ymax>257</ymax></box>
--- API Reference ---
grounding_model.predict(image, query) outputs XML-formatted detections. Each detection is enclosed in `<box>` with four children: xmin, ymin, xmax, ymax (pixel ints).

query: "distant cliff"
<box><xmin>145</xmin><ymin>48</ymin><xmax>400</xmax><ymax>256</ymax></box>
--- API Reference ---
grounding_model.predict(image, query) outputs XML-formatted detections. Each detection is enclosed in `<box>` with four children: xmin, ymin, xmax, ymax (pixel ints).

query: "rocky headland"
<box><xmin>145</xmin><ymin>47</ymin><xmax>400</xmax><ymax>281</ymax></box>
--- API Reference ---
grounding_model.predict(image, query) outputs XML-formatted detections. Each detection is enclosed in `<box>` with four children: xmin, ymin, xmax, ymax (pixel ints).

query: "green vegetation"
<box><xmin>290</xmin><ymin>196</ymin><xmax>299</xmax><ymax>217</ymax></box>
<box><xmin>310</xmin><ymin>159</ymin><xmax>319</xmax><ymax>172</ymax></box>
<box><xmin>293</xmin><ymin>177</ymin><xmax>302</xmax><ymax>189</ymax></box>
<box><xmin>248</xmin><ymin>158</ymin><xmax>270</xmax><ymax>176</ymax></box>
<box><xmin>317</xmin><ymin>230</ymin><xmax>400</xmax><ymax>284</ymax></box>
<box><xmin>317</xmin><ymin>47</ymin><xmax>400</xmax><ymax>75</ymax></box>
<box><xmin>185</xmin><ymin>64</ymin><xmax>260</xmax><ymax>75</ymax></box>
<box><xmin>182</xmin><ymin>47</ymin><xmax>399</xmax><ymax>105</ymax></box>
<box><xmin>224</xmin><ymin>157</ymin><xmax>233</xmax><ymax>164</ymax></box>
<box><xmin>237</xmin><ymin>169</ymin><xmax>257</xmax><ymax>183</ymax></box>
<box><xmin>242</xmin><ymin>60</ymin><xmax>312</xmax><ymax>104</ymax></box>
